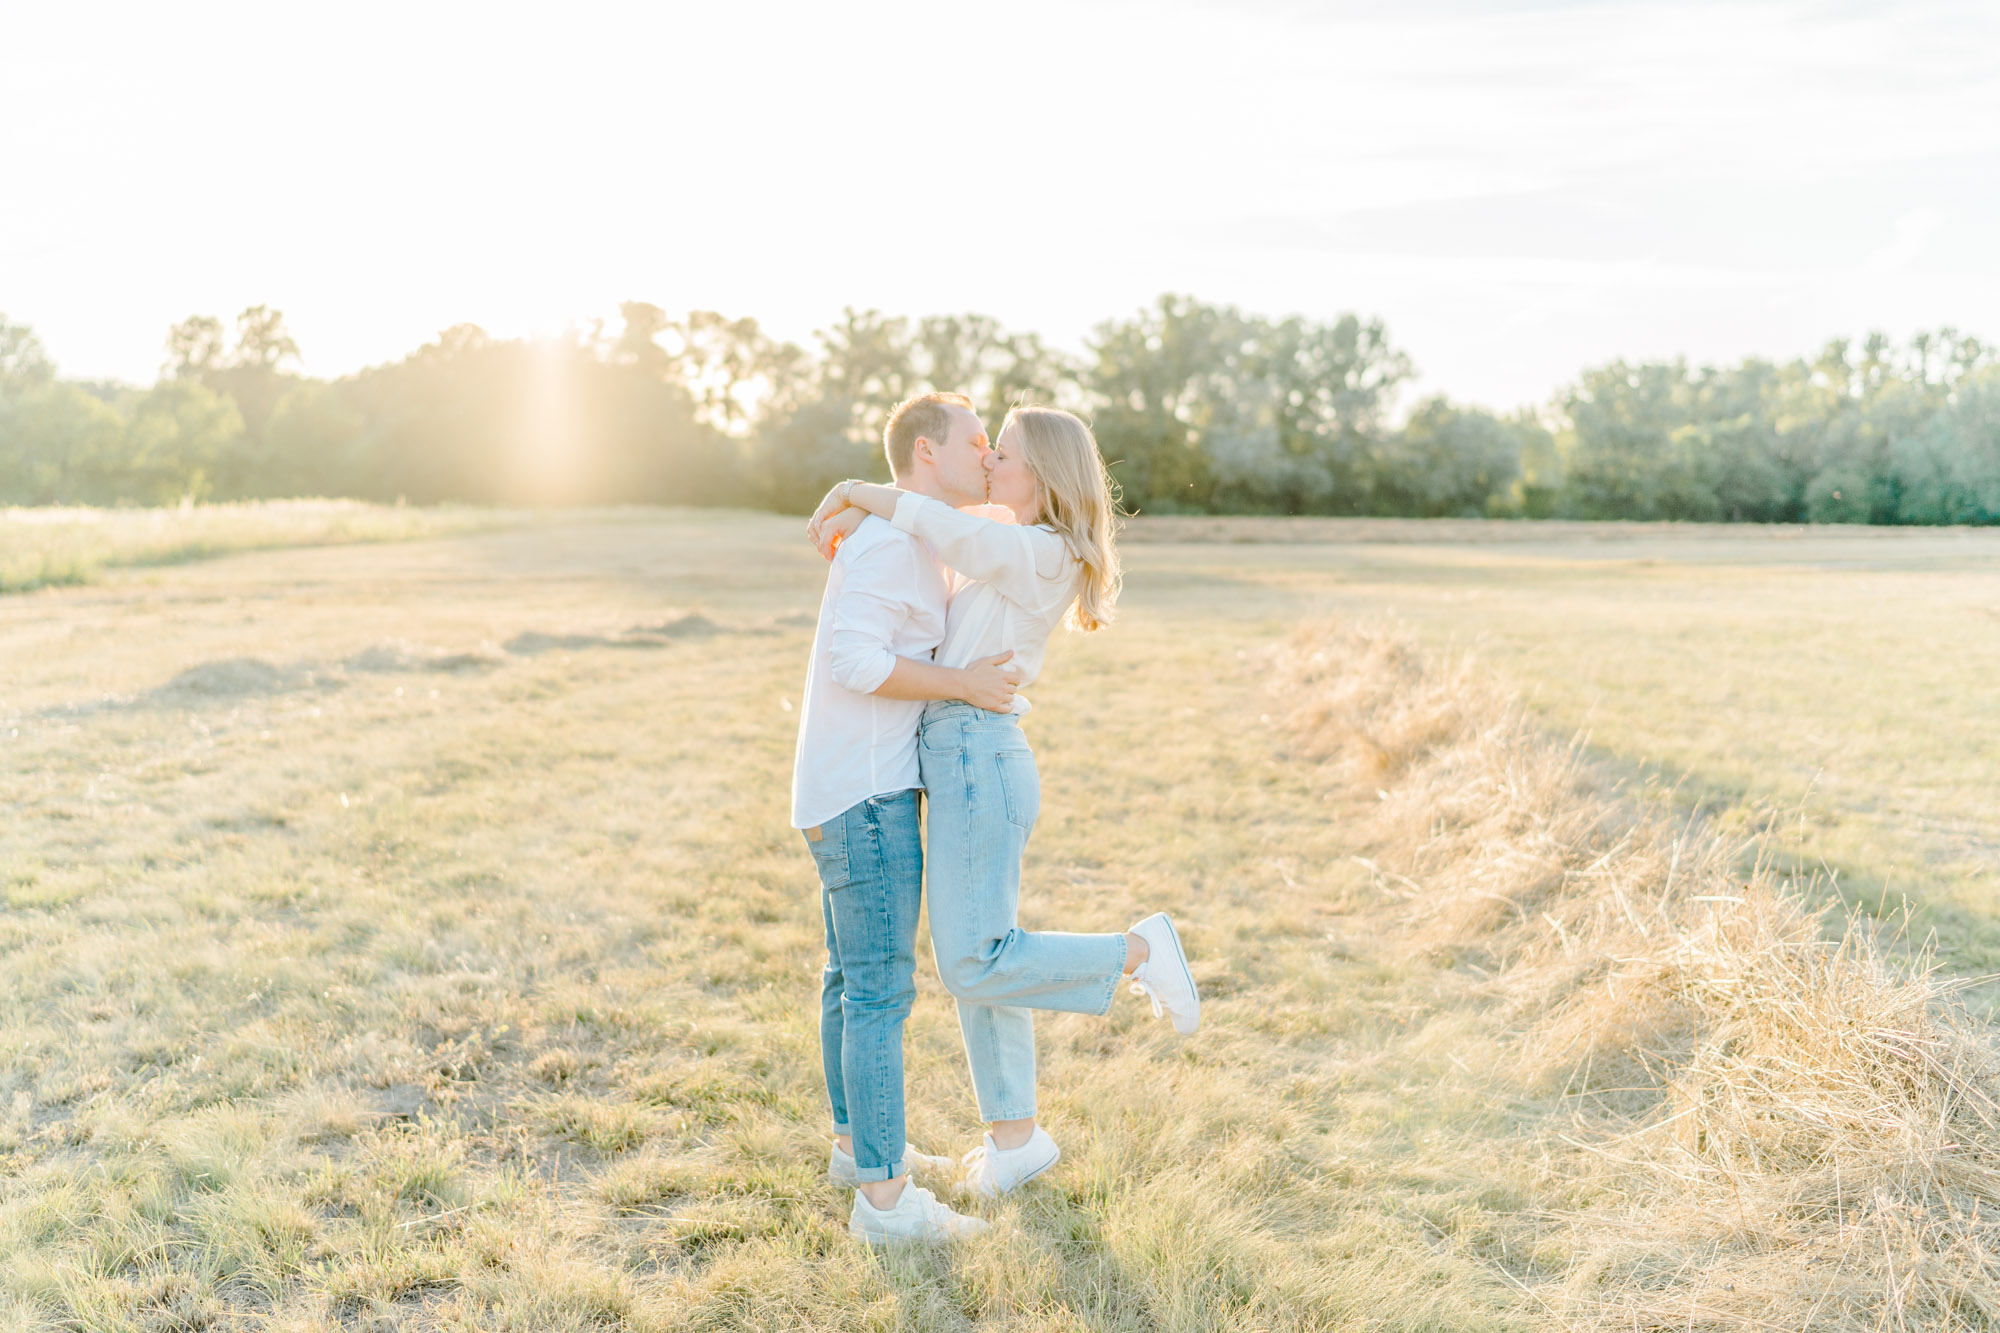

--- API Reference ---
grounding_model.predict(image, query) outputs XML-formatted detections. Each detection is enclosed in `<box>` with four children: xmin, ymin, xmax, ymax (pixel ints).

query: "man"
<box><xmin>790</xmin><ymin>391</ymin><xmax>1018</xmax><ymax>1244</ymax></box>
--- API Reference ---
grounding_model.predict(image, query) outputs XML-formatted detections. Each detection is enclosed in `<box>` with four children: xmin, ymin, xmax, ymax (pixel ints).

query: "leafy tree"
<box><xmin>814</xmin><ymin>308</ymin><xmax>917</xmax><ymax>448</ymax></box>
<box><xmin>233</xmin><ymin>305</ymin><xmax>301</xmax><ymax>371</ymax></box>
<box><xmin>725</xmin><ymin>306</ymin><xmax>1074</xmax><ymax>509</ymax></box>
<box><xmin>613</xmin><ymin>301</ymin><xmax>675</xmax><ymax>380</ymax></box>
<box><xmin>1788</xmin><ymin>337</ymin><xmax>1940</xmax><ymax>523</ymax></box>
<box><xmin>1557</xmin><ymin>361</ymin><xmax>1702</xmax><ymax>519</ymax></box>
<box><xmin>1379</xmin><ymin>399</ymin><xmax>1523</xmax><ymax>517</ymax></box>
<box><xmin>342</xmin><ymin>325</ymin><xmax>540</xmax><ymax>503</ymax></box>
<box><xmin>586</xmin><ymin>351</ymin><xmax>741</xmax><ymax>505</ymax></box>
<box><xmin>1</xmin><ymin>314</ymin><xmax>54</xmax><ymax>391</ymax></box>
<box><xmin>1890</xmin><ymin>366</ymin><xmax>2000</xmax><ymax>524</ymax></box>
<box><xmin>11</xmin><ymin>300</ymin><xmax>2000</xmax><ymax>526</ymax></box>
<box><xmin>122</xmin><ymin>380</ymin><xmax>245</xmax><ymax>502</ymax></box>
<box><xmin>1083</xmin><ymin>297</ymin><xmax>1237</xmax><ymax>512</ymax></box>
<box><xmin>163</xmin><ymin>307</ymin><xmax>307</xmax><ymax>490</ymax></box>
<box><xmin>1545</xmin><ymin>331</ymin><xmax>1997</xmax><ymax>525</ymax></box>
<box><xmin>1512</xmin><ymin>415</ymin><xmax>1562</xmax><ymax>517</ymax></box>
<box><xmin>163</xmin><ymin>315</ymin><xmax>228</xmax><ymax>381</ymax></box>
<box><xmin>0</xmin><ymin>383</ymin><xmax>124</xmax><ymax>504</ymax></box>
<box><xmin>256</xmin><ymin>382</ymin><xmax>364</xmax><ymax>497</ymax></box>
<box><xmin>913</xmin><ymin>315</ymin><xmax>1076</xmax><ymax>428</ymax></box>
<box><xmin>662</xmin><ymin>308</ymin><xmax>804</xmax><ymax>439</ymax></box>
<box><xmin>1084</xmin><ymin>296</ymin><xmax>1411</xmax><ymax>514</ymax></box>
<box><xmin>749</xmin><ymin>396</ymin><xmax>876</xmax><ymax>513</ymax></box>
<box><xmin>330</xmin><ymin>322</ymin><xmax>736</xmax><ymax>506</ymax></box>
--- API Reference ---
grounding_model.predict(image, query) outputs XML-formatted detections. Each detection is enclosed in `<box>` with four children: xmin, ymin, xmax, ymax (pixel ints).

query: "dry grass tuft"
<box><xmin>1282</xmin><ymin>621</ymin><xmax>2000</xmax><ymax>1330</ymax></box>
<box><xmin>1282</xmin><ymin>621</ymin><xmax>1504</xmax><ymax>786</ymax></box>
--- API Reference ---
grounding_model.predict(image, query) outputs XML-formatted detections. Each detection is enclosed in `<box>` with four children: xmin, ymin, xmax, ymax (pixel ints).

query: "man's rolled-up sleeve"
<box><xmin>827</xmin><ymin>540</ymin><xmax>916</xmax><ymax>694</ymax></box>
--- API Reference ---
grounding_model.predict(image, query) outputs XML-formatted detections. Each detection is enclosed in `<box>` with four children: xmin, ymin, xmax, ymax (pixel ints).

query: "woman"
<box><xmin>806</xmin><ymin>406</ymin><xmax>1199</xmax><ymax>1200</ymax></box>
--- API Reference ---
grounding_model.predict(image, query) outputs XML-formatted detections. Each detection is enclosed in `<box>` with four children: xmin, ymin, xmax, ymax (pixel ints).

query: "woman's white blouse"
<box><xmin>889</xmin><ymin>492</ymin><xmax>1079</xmax><ymax>715</ymax></box>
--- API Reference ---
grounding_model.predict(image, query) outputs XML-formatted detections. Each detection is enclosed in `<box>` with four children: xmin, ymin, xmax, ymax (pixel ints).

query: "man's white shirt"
<box><xmin>790</xmin><ymin>515</ymin><xmax>949</xmax><ymax>830</ymax></box>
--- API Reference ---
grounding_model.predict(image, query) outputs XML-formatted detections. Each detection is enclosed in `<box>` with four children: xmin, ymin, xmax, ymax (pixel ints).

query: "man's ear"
<box><xmin>911</xmin><ymin>435</ymin><xmax>938</xmax><ymax>467</ymax></box>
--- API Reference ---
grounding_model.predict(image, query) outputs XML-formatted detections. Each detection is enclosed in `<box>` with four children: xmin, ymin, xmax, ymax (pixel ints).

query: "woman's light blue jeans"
<box><xmin>803</xmin><ymin>789</ymin><xmax>923</xmax><ymax>1183</ymax></box>
<box><xmin>918</xmin><ymin>701</ymin><xmax>1127</xmax><ymax>1123</ymax></box>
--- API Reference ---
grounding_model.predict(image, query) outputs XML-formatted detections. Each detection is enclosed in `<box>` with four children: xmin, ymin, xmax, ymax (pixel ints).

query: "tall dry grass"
<box><xmin>1282</xmin><ymin>622</ymin><xmax>2000</xmax><ymax>1330</ymax></box>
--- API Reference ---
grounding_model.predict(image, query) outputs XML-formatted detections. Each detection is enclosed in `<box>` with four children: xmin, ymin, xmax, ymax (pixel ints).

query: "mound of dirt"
<box><xmin>636</xmin><ymin>613</ymin><xmax>723</xmax><ymax>639</ymax></box>
<box><xmin>343</xmin><ymin>644</ymin><xmax>422</xmax><ymax>673</ymax></box>
<box><xmin>504</xmin><ymin>617</ymin><xmax>740</xmax><ymax>656</ymax></box>
<box><xmin>153</xmin><ymin>658</ymin><xmax>314</xmax><ymax>701</ymax></box>
<box><xmin>503</xmin><ymin>631</ymin><xmax>608</xmax><ymax>656</ymax></box>
<box><xmin>424</xmin><ymin>651</ymin><xmax>503</xmax><ymax>673</ymax></box>
<box><xmin>344</xmin><ymin>642</ymin><xmax>502</xmax><ymax>674</ymax></box>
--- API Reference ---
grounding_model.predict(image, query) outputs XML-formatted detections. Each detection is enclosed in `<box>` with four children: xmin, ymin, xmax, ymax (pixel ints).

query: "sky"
<box><xmin>5</xmin><ymin>0</ymin><xmax>1999</xmax><ymax>411</ymax></box>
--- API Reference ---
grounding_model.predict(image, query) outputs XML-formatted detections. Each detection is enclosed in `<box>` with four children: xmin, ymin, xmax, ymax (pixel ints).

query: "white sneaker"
<box><xmin>849</xmin><ymin>1182</ymin><xmax>990</xmax><ymax>1245</ymax></box>
<box><xmin>828</xmin><ymin>1140</ymin><xmax>953</xmax><ymax>1187</ymax></box>
<box><xmin>1128</xmin><ymin>912</ymin><xmax>1200</xmax><ymax>1034</ymax></box>
<box><xmin>961</xmin><ymin>1126</ymin><xmax>1061</xmax><ymax>1199</ymax></box>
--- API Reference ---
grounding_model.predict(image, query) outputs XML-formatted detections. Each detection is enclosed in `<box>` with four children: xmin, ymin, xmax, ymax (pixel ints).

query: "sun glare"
<box><xmin>513</xmin><ymin>336</ymin><xmax>588</xmax><ymax>504</ymax></box>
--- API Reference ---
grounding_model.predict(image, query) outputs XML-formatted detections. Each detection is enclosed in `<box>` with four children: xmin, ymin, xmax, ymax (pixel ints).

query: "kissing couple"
<box><xmin>790</xmin><ymin>393</ymin><xmax>1200</xmax><ymax>1245</ymax></box>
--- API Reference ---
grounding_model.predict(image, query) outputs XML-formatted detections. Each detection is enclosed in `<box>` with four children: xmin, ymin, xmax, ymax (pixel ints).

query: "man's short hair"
<box><xmin>884</xmin><ymin>393</ymin><xmax>974</xmax><ymax>477</ymax></box>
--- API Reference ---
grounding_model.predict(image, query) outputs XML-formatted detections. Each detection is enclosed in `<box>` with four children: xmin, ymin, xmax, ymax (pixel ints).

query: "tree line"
<box><xmin>3</xmin><ymin>298</ymin><xmax>1996</xmax><ymax>523</ymax></box>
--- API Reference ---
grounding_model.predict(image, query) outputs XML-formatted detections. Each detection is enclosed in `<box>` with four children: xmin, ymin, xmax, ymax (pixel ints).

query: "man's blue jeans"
<box><xmin>803</xmin><ymin>789</ymin><xmax>922</xmax><ymax>1183</ymax></box>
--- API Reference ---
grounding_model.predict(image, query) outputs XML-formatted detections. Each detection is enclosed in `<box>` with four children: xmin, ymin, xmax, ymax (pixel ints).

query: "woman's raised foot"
<box><xmin>1126</xmin><ymin>912</ymin><xmax>1200</xmax><ymax>1035</ymax></box>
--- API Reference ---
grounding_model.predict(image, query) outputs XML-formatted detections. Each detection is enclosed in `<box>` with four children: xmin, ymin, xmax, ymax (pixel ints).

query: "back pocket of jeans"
<box><xmin>993</xmin><ymin>749</ymin><xmax>1040</xmax><ymax>831</ymax></box>
<box><xmin>805</xmin><ymin>823</ymin><xmax>851</xmax><ymax>890</ymax></box>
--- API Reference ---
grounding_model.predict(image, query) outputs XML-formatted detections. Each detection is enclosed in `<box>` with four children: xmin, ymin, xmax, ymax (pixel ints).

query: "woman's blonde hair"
<box><xmin>1003</xmin><ymin>406</ymin><xmax>1122</xmax><ymax>632</ymax></box>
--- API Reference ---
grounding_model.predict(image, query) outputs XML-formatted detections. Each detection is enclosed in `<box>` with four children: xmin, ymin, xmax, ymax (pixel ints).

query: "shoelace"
<box><xmin>962</xmin><ymin>1141</ymin><xmax>1011</xmax><ymax>1191</ymax></box>
<box><xmin>910</xmin><ymin>1187</ymin><xmax>971</xmax><ymax>1229</ymax></box>
<box><xmin>961</xmin><ymin>1139</ymin><xmax>1048</xmax><ymax>1196</ymax></box>
<box><xmin>1129</xmin><ymin>964</ymin><xmax>1165</xmax><ymax>1019</ymax></box>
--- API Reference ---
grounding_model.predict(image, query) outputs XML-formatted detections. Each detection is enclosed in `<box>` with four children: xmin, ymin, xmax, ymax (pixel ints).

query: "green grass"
<box><xmin>1</xmin><ymin>507</ymin><xmax>1995</xmax><ymax>1328</ymax></box>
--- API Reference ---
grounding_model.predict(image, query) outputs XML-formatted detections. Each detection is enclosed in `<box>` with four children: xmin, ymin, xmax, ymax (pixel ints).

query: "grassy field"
<box><xmin>0</xmin><ymin>500</ymin><xmax>524</xmax><ymax>594</ymax></box>
<box><xmin>2</xmin><ymin>508</ymin><xmax>1997</xmax><ymax>1329</ymax></box>
<box><xmin>1135</xmin><ymin>519</ymin><xmax>2000</xmax><ymax>976</ymax></box>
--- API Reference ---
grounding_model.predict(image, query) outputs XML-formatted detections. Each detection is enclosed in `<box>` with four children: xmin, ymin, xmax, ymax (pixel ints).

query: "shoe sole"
<box><xmin>1148</xmin><ymin>913</ymin><xmax>1200</xmax><ymax>1035</ymax></box>
<box><xmin>848</xmin><ymin>1221</ymin><xmax>989</xmax><ymax>1245</ymax></box>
